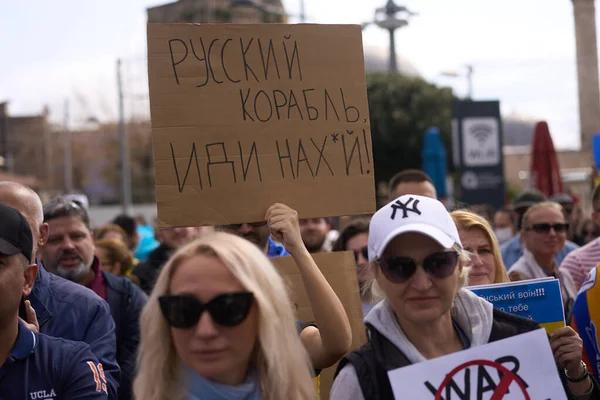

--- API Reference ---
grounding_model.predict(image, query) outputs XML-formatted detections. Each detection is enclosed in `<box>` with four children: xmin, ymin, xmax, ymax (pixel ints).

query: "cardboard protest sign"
<box><xmin>388</xmin><ymin>329</ymin><xmax>566</xmax><ymax>400</ymax></box>
<box><xmin>147</xmin><ymin>23</ymin><xmax>375</xmax><ymax>228</ymax></box>
<box><xmin>468</xmin><ymin>278</ymin><xmax>565</xmax><ymax>334</ymax></box>
<box><xmin>271</xmin><ymin>251</ymin><xmax>366</xmax><ymax>400</ymax></box>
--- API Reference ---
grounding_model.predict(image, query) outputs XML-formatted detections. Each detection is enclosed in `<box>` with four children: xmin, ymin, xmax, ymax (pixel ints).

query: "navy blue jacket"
<box><xmin>26</xmin><ymin>264</ymin><xmax>120</xmax><ymax>400</ymax></box>
<box><xmin>103</xmin><ymin>271</ymin><xmax>147</xmax><ymax>400</ymax></box>
<box><xmin>0</xmin><ymin>320</ymin><xmax>108</xmax><ymax>399</ymax></box>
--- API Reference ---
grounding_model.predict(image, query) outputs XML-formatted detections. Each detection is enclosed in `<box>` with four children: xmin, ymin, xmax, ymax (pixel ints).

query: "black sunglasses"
<box><xmin>353</xmin><ymin>247</ymin><xmax>368</xmax><ymax>263</ymax></box>
<box><xmin>159</xmin><ymin>292</ymin><xmax>254</xmax><ymax>329</ymax></box>
<box><xmin>377</xmin><ymin>251</ymin><xmax>459</xmax><ymax>283</ymax></box>
<box><xmin>223</xmin><ymin>221</ymin><xmax>267</xmax><ymax>230</ymax></box>
<box><xmin>527</xmin><ymin>223</ymin><xmax>569</xmax><ymax>234</ymax></box>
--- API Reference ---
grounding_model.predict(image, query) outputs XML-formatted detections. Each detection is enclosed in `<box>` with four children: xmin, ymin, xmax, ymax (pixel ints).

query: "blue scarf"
<box><xmin>187</xmin><ymin>367</ymin><xmax>261</xmax><ymax>400</ymax></box>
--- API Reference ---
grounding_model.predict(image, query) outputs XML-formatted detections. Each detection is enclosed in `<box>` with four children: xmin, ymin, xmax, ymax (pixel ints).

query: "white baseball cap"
<box><xmin>368</xmin><ymin>194</ymin><xmax>462</xmax><ymax>262</ymax></box>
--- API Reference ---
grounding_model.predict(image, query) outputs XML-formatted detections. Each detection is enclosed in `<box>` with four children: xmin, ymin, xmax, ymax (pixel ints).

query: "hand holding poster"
<box><xmin>271</xmin><ymin>251</ymin><xmax>366</xmax><ymax>400</ymax></box>
<box><xmin>147</xmin><ymin>23</ymin><xmax>375</xmax><ymax>228</ymax></box>
<box><xmin>387</xmin><ymin>329</ymin><xmax>567</xmax><ymax>400</ymax></box>
<box><xmin>467</xmin><ymin>278</ymin><xmax>566</xmax><ymax>334</ymax></box>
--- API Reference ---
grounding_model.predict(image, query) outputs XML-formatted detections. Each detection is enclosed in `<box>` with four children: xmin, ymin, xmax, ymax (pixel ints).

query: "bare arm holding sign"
<box><xmin>551</xmin><ymin>326</ymin><xmax>595</xmax><ymax>397</ymax></box>
<box><xmin>266</xmin><ymin>203</ymin><xmax>352</xmax><ymax>369</ymax></box>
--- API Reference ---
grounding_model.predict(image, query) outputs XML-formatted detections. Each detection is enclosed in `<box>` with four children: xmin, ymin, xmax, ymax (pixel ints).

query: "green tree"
<box><xmin>367</xmin><ymin>73</ymin><xmax>456</xmax><ymax>188</ymax></box>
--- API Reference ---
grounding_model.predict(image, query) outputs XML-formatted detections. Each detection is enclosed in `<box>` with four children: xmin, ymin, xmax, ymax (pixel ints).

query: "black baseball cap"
<box><xmin>0</xmin><ymin>203</ymin><xmax>33</xmax><ymax>262</ymax></box>
<box><xmin>550</xmin><ymin>193</ymin><xmax>574</xmax><ymax>206</ymax></box>
<box><xmin>513</xmin><ymin>189</ymin><xmax>547</xmax><ymax>211</ymax></box>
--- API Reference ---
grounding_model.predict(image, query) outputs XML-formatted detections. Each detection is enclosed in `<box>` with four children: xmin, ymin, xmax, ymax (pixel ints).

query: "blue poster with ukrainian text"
<box><xmin>468</xmin><ymin>278</ymin><xmax>565</xmax><ymax>334</ymax></box>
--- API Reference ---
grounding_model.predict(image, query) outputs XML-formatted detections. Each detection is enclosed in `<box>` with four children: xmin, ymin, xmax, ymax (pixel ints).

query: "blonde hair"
<box><xmin>451</xmin><ymin>210</ymin><xmax>510</xmax><ymax>284</ymax></box>
<box><xmin>133</xmin><ymin>232</ymin><xmax>315</xmax><ymax>400</ymax></box>
<box><xmin>369</xmin><ymin>242</ymin><xmax>470</xmax><ymax>302</ymax></box>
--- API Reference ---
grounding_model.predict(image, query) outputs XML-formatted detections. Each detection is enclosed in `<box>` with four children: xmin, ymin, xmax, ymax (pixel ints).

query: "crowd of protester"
<box><xmin>2</xmin><ymin>169</ymin><xmax>600</xmax><ymax>399</ymax></box>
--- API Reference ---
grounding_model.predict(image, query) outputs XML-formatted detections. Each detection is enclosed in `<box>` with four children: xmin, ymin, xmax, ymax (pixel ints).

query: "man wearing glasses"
<box><xmin>509</xmin><ymin>201</ymin><xmax>579</xmax><ymax>317</ymax></box>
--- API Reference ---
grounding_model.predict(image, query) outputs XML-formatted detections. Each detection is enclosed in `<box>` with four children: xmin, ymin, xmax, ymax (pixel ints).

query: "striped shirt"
<box><xmin>560</xmin><ymin>239</ymin><xmax>600</xmax><ymax>291</ymax></box>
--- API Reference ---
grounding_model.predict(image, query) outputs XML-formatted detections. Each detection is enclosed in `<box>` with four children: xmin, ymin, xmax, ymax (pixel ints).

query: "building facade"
<box><xmin>147</xmin><ymin>0</ymin><xmax>286</xmax><ymax>24</ymax></box>
<box><xmin>572</xmin><ymin>0</ymin><xmax>600</xmax><ymax>154</ymax></box>
<box><xmin>0</xmin><ymin>102</ymin><xmax>51</xmax><ymax>189</ymax></box>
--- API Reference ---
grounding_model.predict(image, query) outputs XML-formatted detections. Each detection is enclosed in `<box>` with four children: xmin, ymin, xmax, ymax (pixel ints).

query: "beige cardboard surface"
<box><xmin>271</xmin><ymin>251</ymin><xmax>367</xmax><ymax>400</ymax></box>
<box><xmin>147</xmin><ymin>23</ymin><xmax>375</xmax><ymax>228</ymax></box>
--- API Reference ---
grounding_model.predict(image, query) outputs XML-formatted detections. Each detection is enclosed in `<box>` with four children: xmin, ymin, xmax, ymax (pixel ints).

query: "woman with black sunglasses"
<box><xmin>133</xmin><ymin>232</ymin><xmax>316</xmax><ymax>400</ymax></box>
<box><xmin>331</xmin><ymin>195</ymin><xmax>599</xmax><ymax>400</ymax></box>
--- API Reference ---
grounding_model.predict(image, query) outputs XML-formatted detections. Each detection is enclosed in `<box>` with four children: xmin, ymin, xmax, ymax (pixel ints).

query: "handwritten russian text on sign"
<box><xmin>271</xmin><ymin>251</ymin><xmax>366</xmax><ymax>400</ymax></box>
<box><xmin>147</xmin><ymin>24</ymin><xmax>375</xmax><ymax>228</ymax></box>
<box><xmin>388</xmin><ymin>329</ymin><xmax>566</xmax><ymax>400</ymax></box>
<box><xmin>468</xmin><ymin>278</ymin><xmax>565</xmax><ymax>334</ymax></box>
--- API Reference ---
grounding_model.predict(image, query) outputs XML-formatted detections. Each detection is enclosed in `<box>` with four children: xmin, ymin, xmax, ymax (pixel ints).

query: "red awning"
<box><xmin>530</xmin><ymin>121</ymin><xmax>563</xmax><ymax>197</ymax></box>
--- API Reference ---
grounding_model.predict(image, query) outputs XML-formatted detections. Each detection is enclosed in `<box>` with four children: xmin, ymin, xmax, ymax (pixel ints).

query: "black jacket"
<box><xmin>336</xmin><ymin>309</ymin><xmax>600</xmax><ymax>400</ymax></box>
<box><xmin>132</xmin><ymin>244</ymin><xmax>173</xmax><ymax>295</ymax></box>
<box><xmin>103</xmin><ymin>271</ymin><xmax>147</xmax><ymax>400</ymax></box>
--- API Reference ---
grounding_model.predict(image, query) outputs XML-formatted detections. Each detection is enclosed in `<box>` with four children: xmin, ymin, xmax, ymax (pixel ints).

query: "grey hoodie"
<box><xmin>330</xmin><ymin>289</ymin><xmax>495</xmax><ymax>400</ymax></box>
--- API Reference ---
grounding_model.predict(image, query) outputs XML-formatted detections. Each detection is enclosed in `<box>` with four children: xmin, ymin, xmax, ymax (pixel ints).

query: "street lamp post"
<box><xmin>63</xmin><ymin>99</ymin><xmax>73</xmax><ymax>194</ymax></box>
<box><xmin>117</xmin><ymin>59</ymin><xmax>133</xmax><ymax>215</ymax></box>
<box><xmin>440</xmin><ymin>64</ymin><xmax>474</xmax><ymax>99</ymax></box>
<box><xmin>363</xmin><ymin>0</ymin><xmax>416</xmax><ymax>74</ymax></box>
<box><xmin>466</xmin><ymin>65</ymin><xmax>474</xmax><ymax>99</ymax></box>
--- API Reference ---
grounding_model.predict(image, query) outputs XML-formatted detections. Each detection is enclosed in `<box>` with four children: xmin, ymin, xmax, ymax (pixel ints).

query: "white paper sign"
<box><xmin>387</xmin><ymin>329</ymin><xmax>566</xmax><ymax>400</ymax></box>
<box><xmin>462</xmin><ymin>117</ymin><xmax>500</xmax><ymax>167</ymax></box>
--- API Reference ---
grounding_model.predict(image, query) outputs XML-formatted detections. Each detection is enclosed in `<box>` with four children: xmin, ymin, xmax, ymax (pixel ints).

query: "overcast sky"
<box><xmin>0</xmin><ymin>0</ymin><xmax>591</xmax><ymax>149</ymax></box>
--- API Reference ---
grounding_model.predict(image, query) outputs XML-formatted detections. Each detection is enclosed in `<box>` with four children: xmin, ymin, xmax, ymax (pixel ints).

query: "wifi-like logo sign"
<box><xmin>469</xmin><ymin>123</ymin><xmax>493</xmax><ymax>145</ymax></box>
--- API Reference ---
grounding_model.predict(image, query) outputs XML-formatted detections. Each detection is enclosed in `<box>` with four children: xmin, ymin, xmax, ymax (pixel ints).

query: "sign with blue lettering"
<box><xmin>467</xmin><ymin>278</ymin><xmax>565</xmax><ymax>334</ymax></box>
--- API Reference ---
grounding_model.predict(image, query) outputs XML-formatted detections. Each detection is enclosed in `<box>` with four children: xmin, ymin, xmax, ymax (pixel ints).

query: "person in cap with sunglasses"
<box><xmin>0</xmin><ymin>202</ymin><xmax>108</xmax><ymax>399</ymax></box>
<box><xmin>509</xmin><ymin>201</ymin><xmax>579</xmax><ymax>315</ymax></box>
<box><xmin>333</xmin><ymin>218</ymin><xmax>375</xmax><ymax>317</ymax></box>
<box><xmin>134</xmin><ymin>231</ymin><xmax>317</xmax><ymax>400</ymax></box>
<box><xmin>331</xmin><ymin>195</ymin><xmax>599</xmax><ymax>400</ymax></box>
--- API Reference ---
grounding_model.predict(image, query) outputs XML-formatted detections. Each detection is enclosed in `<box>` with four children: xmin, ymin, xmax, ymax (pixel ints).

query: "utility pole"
<box><xmin>64</xmin><ymin>99</ymin><xmax>73</xmax><ymax>193</ymax></box>
<box><xmin>117</xmin><ymin>59</ymin><xmax>133</xmax><ymax>215</ymax></box>
<box><xmin>440</xmin><ymin>65</ymin><xmax>475</xmax><ymax>100</ymax></box>
<box><xmin>300</xmin><ymin>0</ymin><xmax>306</xmax><ymax>22</ymax></box>
<box><xmin>0</xmin><ymin>102</ymin><xmax>7</xmax><ymax>171</ymax></box>
<box><xmin>466</xmin><ymin>65</ymin><xmax>474</xmax><ymax>100</ymax></box>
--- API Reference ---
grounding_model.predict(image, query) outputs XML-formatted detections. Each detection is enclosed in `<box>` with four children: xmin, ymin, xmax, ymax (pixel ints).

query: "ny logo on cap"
<box><xmin>390</xmin><ymin>197</ymin><xmax>421</xmax><ymax>220</ymax></box>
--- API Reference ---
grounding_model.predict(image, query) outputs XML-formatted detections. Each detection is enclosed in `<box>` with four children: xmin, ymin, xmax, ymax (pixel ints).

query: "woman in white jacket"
<box><xmin>331</xmin><ymin>195</ymin><xmax>597</xmax><ymax>400</ymax></box>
